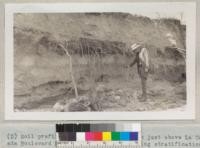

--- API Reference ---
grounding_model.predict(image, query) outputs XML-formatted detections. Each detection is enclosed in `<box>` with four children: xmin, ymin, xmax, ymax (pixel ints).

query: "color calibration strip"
<box><xmin>57</xmin><ymin>131</ymin><xmax>138</xmax><ymax>141</ymax></box>
<box><xmin>56</xmin><ymin>123</ymin><xmax>141</xmax><ymax>147</ymax></box>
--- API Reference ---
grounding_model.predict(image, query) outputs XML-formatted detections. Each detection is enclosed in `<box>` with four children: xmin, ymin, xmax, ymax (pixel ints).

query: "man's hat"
<box><xmin>131</xmin><ymin>43</ymin><xmax>141</xmax><ymax>52</ymax></box>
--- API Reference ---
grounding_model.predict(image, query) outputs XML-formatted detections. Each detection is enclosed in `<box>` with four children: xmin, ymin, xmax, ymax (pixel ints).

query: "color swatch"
<box><xmin>102</xmin><ymin>132</ymin><xmax>111</xmax><ymax>141</ymax></box>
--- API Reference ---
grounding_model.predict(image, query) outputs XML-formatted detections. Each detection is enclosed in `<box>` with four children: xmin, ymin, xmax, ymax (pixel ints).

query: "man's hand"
<box><xmin>124</xmin><ymin>65</ymin><xmax>130</xmax><ymax>68</ymax></box>
<box><xmin>145</xmin><ymin>67</ymin><xmax>149</xmax><ymax>72</ymax></box>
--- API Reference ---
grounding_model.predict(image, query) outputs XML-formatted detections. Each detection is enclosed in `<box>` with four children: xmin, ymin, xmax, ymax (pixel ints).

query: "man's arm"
<box><xmin>143</xmin><ymin>48</ymin><xmax>149</xmax><ymax>72</ymax></box>
<box><xmin>144</xmin><ymin>48</ymin><xmax>149</xmax><ymax>68</ymax></box>
<box><xmin>130</xmin><ymin>55</ymin><xmax>137</xmax><ymax>67</ymax></box>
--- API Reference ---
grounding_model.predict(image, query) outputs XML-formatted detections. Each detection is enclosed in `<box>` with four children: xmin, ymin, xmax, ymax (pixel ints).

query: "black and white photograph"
<box><xmin>5</xmin><ymin>3</ymin><xmax>196</xmax><ymax>120</ymax></box>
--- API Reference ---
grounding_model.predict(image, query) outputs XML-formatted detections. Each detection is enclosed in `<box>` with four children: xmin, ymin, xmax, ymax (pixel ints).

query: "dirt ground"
<box><xmin>14</xmin><ymin>71</ymin><xmax>186</xmax><ymax>112</ymax></box>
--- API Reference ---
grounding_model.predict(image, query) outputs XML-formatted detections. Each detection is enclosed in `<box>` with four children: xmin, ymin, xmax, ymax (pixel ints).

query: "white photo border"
<box><xmin>5</xmin><ymin>2</ymin><xmax>196</xmax><ymax>120</ymax></box>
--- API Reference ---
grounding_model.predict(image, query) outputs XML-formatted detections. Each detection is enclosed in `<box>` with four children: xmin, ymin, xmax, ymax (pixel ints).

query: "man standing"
<box><xmin>129</xmin><ymin>43</ymin><xmax>149</xmax><ymax>101</ymax></box>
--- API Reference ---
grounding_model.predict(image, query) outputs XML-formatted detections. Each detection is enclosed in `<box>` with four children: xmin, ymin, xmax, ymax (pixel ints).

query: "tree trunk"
<box><xmin>59</xmin><ymin>43</ymin><xmax>78</xmax><ymax>98</ymax></box>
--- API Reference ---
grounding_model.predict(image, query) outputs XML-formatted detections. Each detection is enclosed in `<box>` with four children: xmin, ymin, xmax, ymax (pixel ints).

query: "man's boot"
<box><xmin>140</xmin><ymin>94</ymin><xmax>147</xmax><ymax>102</ymax></box>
